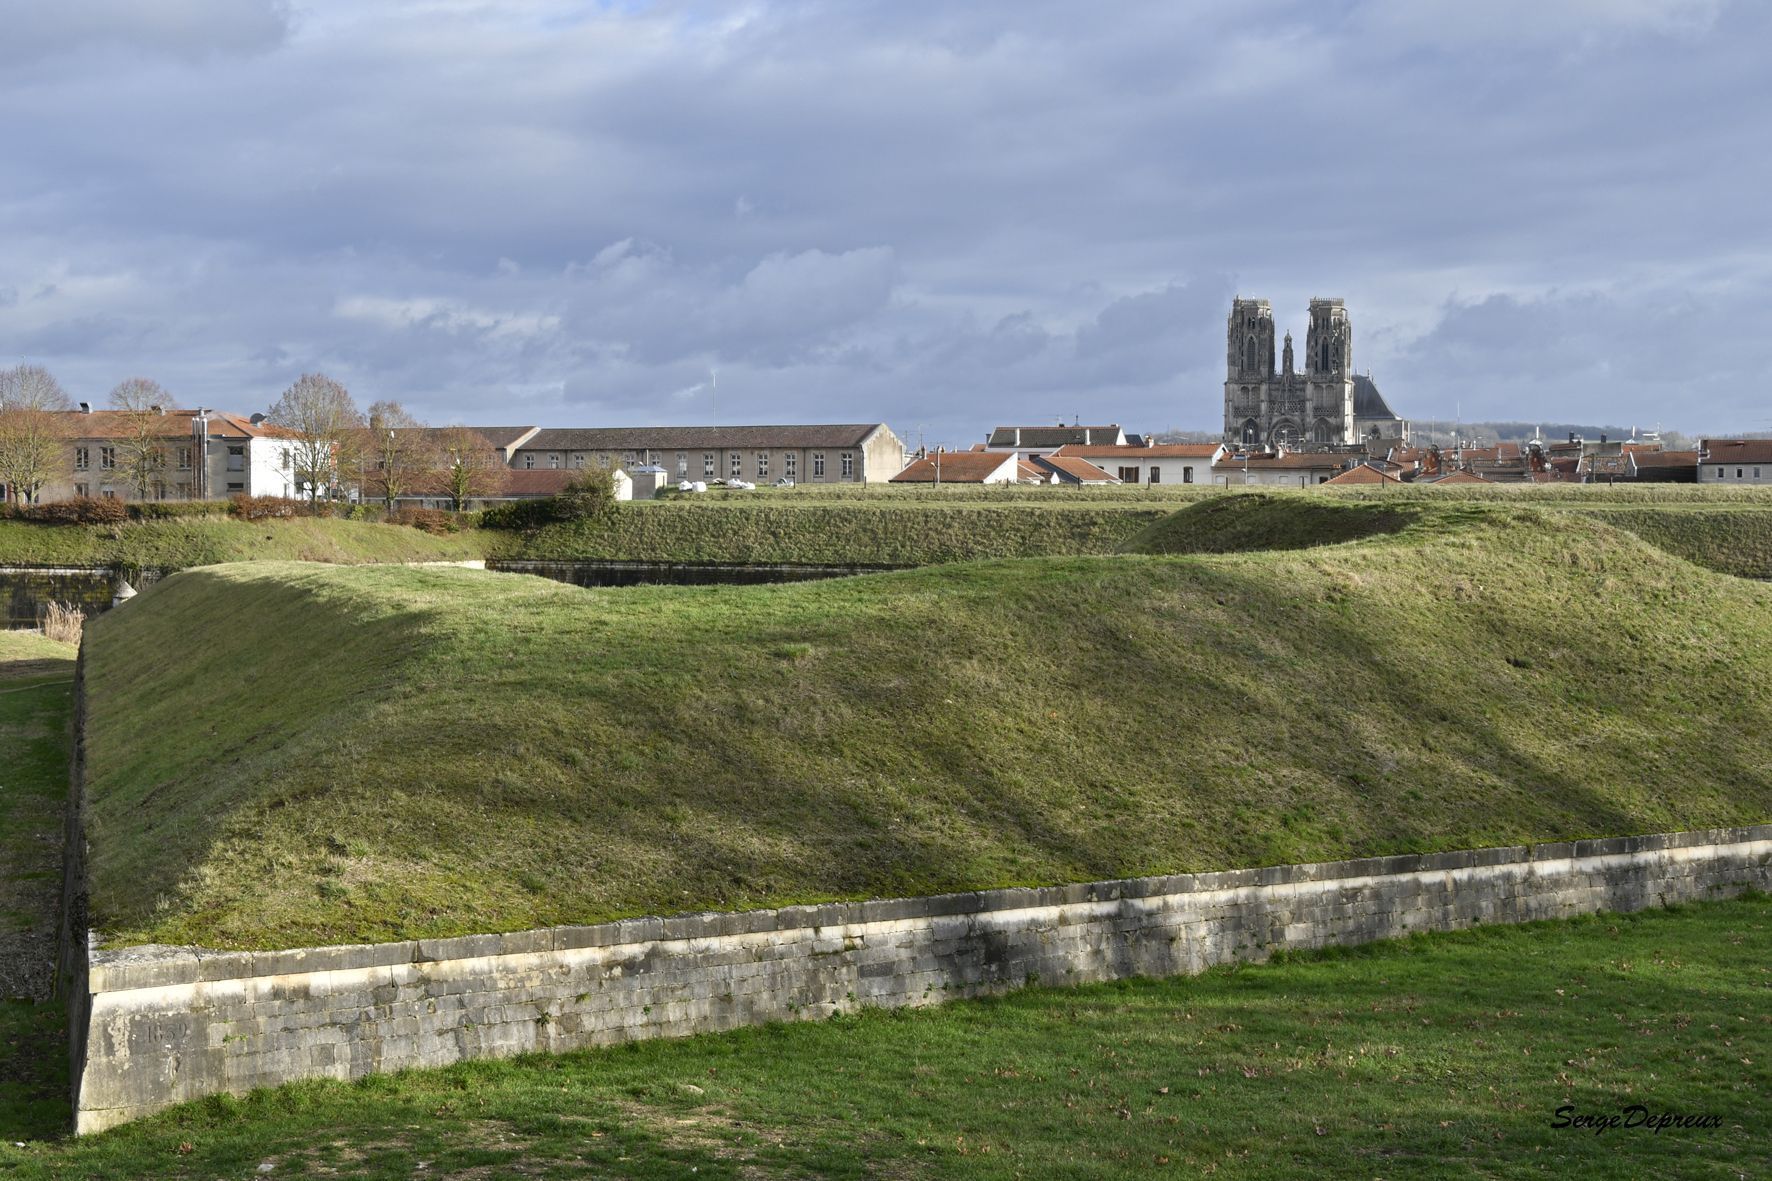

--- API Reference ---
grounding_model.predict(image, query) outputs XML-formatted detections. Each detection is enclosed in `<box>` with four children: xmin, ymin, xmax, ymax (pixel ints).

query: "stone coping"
<box><xmin>88</xmin><ymin>824</ymin><xmax>1772</xmax><ymax>994</ymax></box>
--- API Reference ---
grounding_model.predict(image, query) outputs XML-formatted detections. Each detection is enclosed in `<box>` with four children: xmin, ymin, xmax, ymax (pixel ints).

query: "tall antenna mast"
<box><xmin>709</xmin><ymin>368</ymin><xmax>717</xmax><ymax>428</ymax></box>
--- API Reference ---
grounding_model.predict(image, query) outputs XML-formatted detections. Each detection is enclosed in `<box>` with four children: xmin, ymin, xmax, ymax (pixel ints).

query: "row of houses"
<box><xmin>894</xmin><ymin>422</ymin><xmax>1772</xmax><ymax>488</ymax></box>
<box><xmin>7</xmin><ymin>406</ymin><xmax>1770</xmax><ymax>506</ymax></box>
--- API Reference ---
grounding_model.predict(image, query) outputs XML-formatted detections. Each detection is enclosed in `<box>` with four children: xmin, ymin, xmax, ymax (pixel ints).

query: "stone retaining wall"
<box><xmin>68</xmin><ymin>824</ymin><xmax>1771</xmax><ymax>1133</ymax></box>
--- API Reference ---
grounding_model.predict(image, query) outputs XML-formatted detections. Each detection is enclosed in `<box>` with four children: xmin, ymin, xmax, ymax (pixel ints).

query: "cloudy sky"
<box><xmin>2</xmin><ymin>0</ymin><xmax>1768</xmax><ymax>443</ymax></box>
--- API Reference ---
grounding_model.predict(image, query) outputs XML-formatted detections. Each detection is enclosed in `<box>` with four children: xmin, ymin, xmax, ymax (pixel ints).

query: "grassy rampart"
<box><xmin>0</xmin><ymin>517</ymin><xmax>483</xmax><ymax>570</ymax></box>
<box><xmin>488</xmin><ymin>501</ymin><xmax>1171</xmax><ymax>565</ymax></box>
<box><xmin>79</xmin><ymin>502</ymin><xmax>1772</xmax><ymax>949</ymax></box>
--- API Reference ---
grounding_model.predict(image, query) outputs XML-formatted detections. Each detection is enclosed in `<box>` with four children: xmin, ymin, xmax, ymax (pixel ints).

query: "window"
<box><xmin>623</xmin><ymin>452</ymin><xmax>637</xmax><ymax>467</ymax></box>
<box><xmin>154</xmin><ymin>483</ymin><xmax>167</xmax><ymax>501</ymax></box>
<box><xmin>784</xmin><ymin>452</ymin><xmax>796</xmax><ymax>480</ymax></box>
<box><xmin>75</xmin><ymin>447</ymin><xmax>90</xmax><ymax>471</ymax></box>
<box><xmin>75</xmin><ymin>483</ymin><xmax>89</xmax><ymax>498</ymax></box>
<box><xmin>101</xmin><ymin>489</ymin><xmax>116</xmax><ymax>500</ymax></box>
<box><xmin>227</xmin><ymin>445</ymin><xmax>245</xmax><ymax>472</ymax></box>
<box><xmin>524</xmin><ymin>454</ymin><xmax>535</xmax><ymax>469</ymax></box>
<box><xmin>676</xmin><ymin>452</ymin><xmax>687</xmax><ymax>477</ymax></box>
<box><xmin>1738</xmin><ymin>468</ymin><xmax>1744</xmax><ymax>479</ymax></box>
<box><xmin>1183</xmin><ymin>466</ymin><xmax>1194</xmax><ymax>484</ymax></box>
<box><xmin>757</xmin><ymin>451</ymin><xmax>769</xmax><ymax>478</ymax></box>
<box><xmin>1117</xmin><ymin>466</ymin><xmax>1139</xmax><ymax>483</ymax></box>
<box><xmin>226</xmin><ymin>481</ymin><xmax>244</xmax><ymax>492</ymax></box>
<box><xmin>573</xmin><ymin>454</ymin><xmax>585</xmax><ymax>468</ymax></box>
<box><xmin>549</xmin><ymin>455</ymin><xmax>560</xmax><ymax>469</ymax></box>
<box><xmin>99</xmin><ymin>446</ymin><xmax>116</xmax><ymax>470</ymax></box>
<box><xmin>813</xmin><ymin>452</ymin><xmax>825</xmax><ymax>478</ymax></box>
<box><xmin>178</xmin><ymin>446</ymin><xmax>193</xmax><ymax>471</ymax></box>
<box><xmin>1757</xmin><ymin>468</ymin><xmax>1763</xmax><ymax>479</ymax></box>
<box><xmin>730</xmin><ymin>452</ymin><xmax>743</xmax><ymax>478</ymax></box>
<box><xmin>841</xmin><ymin>452</ymin><xmax>855</xmax><ymax>480</ymax></box>
<box><xmin>596</xmin><ymin>453</ymin><xmax>612</xmax><ymax>468</ymax></box>
<box><xmin>703</xmin><ymin>452</ymin><xmax>716</xmax><ymax>478</ymax></box>
<box><xmin>1150</xmin><ymin>467</ymin><xmax>1161</xmax><ymax>484</ymax></box>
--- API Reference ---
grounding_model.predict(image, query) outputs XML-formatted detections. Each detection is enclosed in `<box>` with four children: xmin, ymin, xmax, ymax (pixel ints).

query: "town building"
<box><xmin>1223</xmin><ymin>298</ymin><xmax>1408</xmax><ymax>447</ymax></box>
<box><xmin>1211</xmin><ymin>449</ymin><xmax>1347</xmax><ymax>487</ymax></box>
<box><xmin>983</xmin><ymin>423</ymin><xmax>1128</xmax><ymax>460</ymax></box>
<box><xmin>1050</xmin><ymin>443</ymin><xmax>1223</xmax><ymax>487</ymax></box>
<box><xmin>1026</xmin><ymin>455</ymin><xmax>1119</xmax><ymax>485</ymax></box>
<box><xmin>1699</xmin><ymin>440</ymin><xmax>1772</xmax><ymax>485</ymax></box>
<box><xmin>509</xmin><ymin>424</ymin><xmax>905</xmax><ymax>485</ymax></box>
<box><xmin>37</xmin><ymin>407</ymin><xmax>302</xmax><ymax>502</ymax></box>
<box><xmin>890</xmin><ymin>450</ymin><xmax>1022</xmax><ymax>484</ymax></box>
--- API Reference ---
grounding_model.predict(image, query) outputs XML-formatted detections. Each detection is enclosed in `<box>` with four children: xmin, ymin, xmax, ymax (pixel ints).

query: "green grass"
<box><xmin>3</xmin><ymin>897</ymin><xmax>1765</xmax><ymax>1178</ymax></box>
<box><xmin>78</xmin><ymin>502</ymin><xmax>1772</xmax><ymax>949</ymax></box>
<box><xmin>0</xmin><ymin>517</ymin><xmax>483</xmax><ymax>570</ymax></box>
<box><xmin>0</xmin><ymin>633</ymin><xmax>75</xmax><ymax>1144</ymax></box>
<box><xmin>487</xmin><ymin>501</ymin><xmax>1172</xmax><ymax>565</ymax></box>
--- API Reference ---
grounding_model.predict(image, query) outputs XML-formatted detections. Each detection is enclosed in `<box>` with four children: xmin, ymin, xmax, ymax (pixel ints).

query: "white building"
<box><xmin>1699</xmin><ymin>440</ymin><xmax>1772</xmax><ymax>485</ymax></box>
<box><xmin>1049</xmin><ymin>443</ymin><xmax>1223</xmax><ymax>487</ymax></box>
<box><xmin>36</xmin><ymin>407</ymin><xmax>303</xmax><ymax>502</ymax></box>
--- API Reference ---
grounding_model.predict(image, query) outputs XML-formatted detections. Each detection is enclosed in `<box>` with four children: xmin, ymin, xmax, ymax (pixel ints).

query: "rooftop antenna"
<box><xmin>709</xmin><ymin>367</ymin><xmax>717</xmax><ymax>428</ymax></box>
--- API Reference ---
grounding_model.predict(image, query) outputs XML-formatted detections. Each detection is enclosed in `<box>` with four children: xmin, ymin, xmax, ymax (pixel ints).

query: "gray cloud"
<box><xmin>0</xmin><ymin>0</ymin><xmax>1766</xmax><ymax>440</ymax></box>
<box><xmin>0</xmin><ymin>0</ymin><xmax>292</xmax><ymax>64</ymax></box>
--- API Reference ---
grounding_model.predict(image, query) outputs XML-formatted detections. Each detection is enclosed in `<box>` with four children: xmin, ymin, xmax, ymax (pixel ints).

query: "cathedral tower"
<box><xmin>1303</xmin><ymin>298</ymin><xmax>1355</xmax><ymax>444</ymax></box>
<box><xmin>1223</xmin><ymin>298</ymin><xmax>1274</xmax><ymax>445</ymax></box>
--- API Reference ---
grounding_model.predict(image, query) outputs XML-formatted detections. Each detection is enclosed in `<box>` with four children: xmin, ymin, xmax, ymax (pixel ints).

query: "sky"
<box><xmin>2</xmin><ymin>0</ymin><xmax>1769</xmax><ymax>445</ymax></box>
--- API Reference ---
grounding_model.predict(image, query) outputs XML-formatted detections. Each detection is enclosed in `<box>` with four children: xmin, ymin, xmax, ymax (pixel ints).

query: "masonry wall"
<box><xmin>68</xmin><ymin>824</ymin><xmax>1771</xmax><ymax>1134</ymax></box>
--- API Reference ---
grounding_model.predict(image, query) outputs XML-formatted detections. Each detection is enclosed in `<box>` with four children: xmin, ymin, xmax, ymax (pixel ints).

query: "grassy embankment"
<box><xmin>487</xmin><ymin>501</ymin><xmax>1174</xmax><ymax>565</ymax></box>
<box><xmin>2</xmin><ymin>898</ymin><xmax>1765</xmax><ymax>1177</ymax></box>
<box><xmin>78</xmin><ymin>496</ymin><xmax>1772</xmax><ymax>950</ymax></box>
<box><xmin>0</xmin><ymin>632</ymin><xmax>76</xmax><ymax>1143</ymax></box>
<box><xmin>2</xmin><ymin>486</ymin><xmax>1770</xmax><ymax>575</ymax></box>
<box><xmin>0</xmin><ymin>517</ymin><xmax>483</xmax><ymax>570</ymax></box>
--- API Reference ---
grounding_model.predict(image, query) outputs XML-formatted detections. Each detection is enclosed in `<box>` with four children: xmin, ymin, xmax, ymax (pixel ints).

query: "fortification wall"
<box><xmin>67</xmin><ymin>825</ymin><xmax>1772</xmax><ymax>1133</ymax></box>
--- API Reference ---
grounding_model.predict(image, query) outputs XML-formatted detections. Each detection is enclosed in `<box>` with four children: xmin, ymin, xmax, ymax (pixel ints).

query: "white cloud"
<box><xmin>334</xmin><ymin>295</ymin><xmax>560</xmax><ymax>341</ymax></box>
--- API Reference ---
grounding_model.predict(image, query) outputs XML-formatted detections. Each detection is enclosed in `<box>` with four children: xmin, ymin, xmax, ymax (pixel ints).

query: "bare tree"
<box><xmin>108</xmin><ymin>377</ymin><xmax>173</xmax><ymax>500</ymax></box>
<box><xmin>0</xmin><ymin>364</ymin><xmax>73</xmax><ymax>413</ymax></box>
<box><xmin>434</xmin><ymin>426</ymin><xmax>509</xmax><ymax>510</ymax></box>
<box><xmin>364</xmin><ymin>400</ymin><xmax>439</xmax><ymax>511</ymax></box>
<box><xmin>0</xmin><ymin>365</ymin><xmax>72</xmax><ymax>504</ymax></box>
<box><xmin>265</xmin><ymin>373</ymin><xmax>364</xmax><ymax>509</ymax></box>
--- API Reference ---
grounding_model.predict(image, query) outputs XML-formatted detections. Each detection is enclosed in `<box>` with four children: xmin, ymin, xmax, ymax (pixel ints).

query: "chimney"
<box><xmin>1084</xmin><ymin>428</ymin><xmax>1091</xmax><ymax>445</ymax></box>
<box><xmin>1599</xmin><ymin>433</ymin><xmax>1608</xmax><ymax>445</ymax></box>
<box><xmin>78</xmin><ymin>402</ymin><xmax>91</xmax><ymax>413</ymax></box>
<box><xmin>1013</xmin><ymin>427</ymin><xmax>1021</xmax><ymax>447</ymax></box>
<box><xmin>1568</xmin><ymin>432</ymin><xmax>1577</xmax><ymax>444</ymax></box>
<box><xmin>1145</xmin><ymin>436</ymin><xmax>1154</xmax><ymax>449</ymax></box>
<box><xmin>151</xmin><ymin>405</ymin><xmax>164</xmax><ymax>415</ymax></box>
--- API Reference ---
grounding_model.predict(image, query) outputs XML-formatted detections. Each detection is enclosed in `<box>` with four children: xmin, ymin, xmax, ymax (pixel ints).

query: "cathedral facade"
<box><xmin>1222</xmin><ymin>298</ymin><xmax>1407</xmax><ymax>447</ymax></box>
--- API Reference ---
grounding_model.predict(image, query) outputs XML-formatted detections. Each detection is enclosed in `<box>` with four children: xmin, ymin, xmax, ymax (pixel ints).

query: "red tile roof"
<box><xmin>1051</xmin><ymin>443</ymin><xmax>1222</xmax><ymax>460</ymax></box>
<box><xmin>1217</xmin><ymin>452</ymin><xmax>1346</xmax><ymax>470</ymax></box>
<box><xmin>891</xmin><ymin>451</ymin><xmax>1018</xmax><ymax>483</ymax></box>
<box><xmin>1032</xmin><ymin>455</ymin><xmax>1119</xmax><ymax>483</ymax></box>
<box><xmin>1702</xmin><ymin>439</ymin><xmax>1772</xmax><ymax>464</ymax></box>
<box><xmin>1630</xmin><ymin>449</ymin><xmax>1698</xmax><ymax>470</ymax></box>
<box><xmin>1322</xmin><ymin>463</ymin><xmax>1399</xmax><ymax>485</ymax></box>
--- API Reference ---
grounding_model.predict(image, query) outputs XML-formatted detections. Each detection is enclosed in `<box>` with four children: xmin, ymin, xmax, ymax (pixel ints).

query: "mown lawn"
<box><xmin>2</xmin><ymin>897</ymin><xmax>1764</xmax><ymax>1179</ymax></box>
<box><xmin>77</xmin><ymin>500</ymin><xmax>1772</xmax><ymax>950</ymax></box>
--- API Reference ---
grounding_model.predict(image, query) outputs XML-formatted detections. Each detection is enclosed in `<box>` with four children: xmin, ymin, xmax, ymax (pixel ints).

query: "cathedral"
<box><xmin>1222</xmin><ymin>298</ymin><xmax>1408</xmax><ymax>448</ymax></box>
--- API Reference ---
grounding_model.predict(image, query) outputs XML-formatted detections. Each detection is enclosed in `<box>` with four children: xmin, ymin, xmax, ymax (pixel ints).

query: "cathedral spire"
<box><xmin>1282</xmin><ymin>332</ymin><xmax>1294</xmax><ymax>375</ymax></box>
